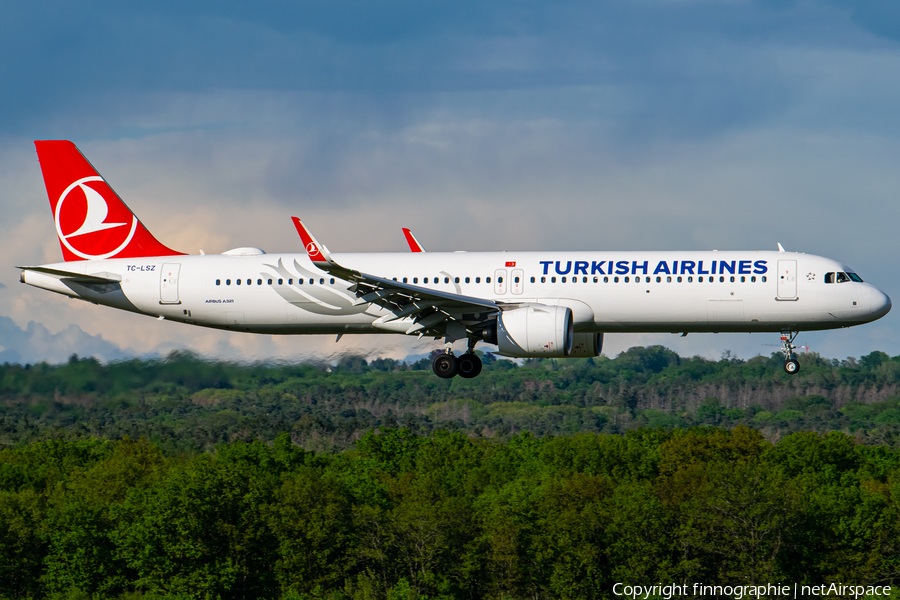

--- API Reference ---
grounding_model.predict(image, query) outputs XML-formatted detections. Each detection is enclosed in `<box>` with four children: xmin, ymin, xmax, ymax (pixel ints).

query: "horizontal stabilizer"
<box><xmin>17</xmin><ymin>266</ymin><xmax>122</xmax><ymax>284</ymax></box>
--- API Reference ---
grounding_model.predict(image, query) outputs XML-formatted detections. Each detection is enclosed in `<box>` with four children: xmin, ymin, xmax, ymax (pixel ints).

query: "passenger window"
<box><xmin>455</xmin><ymin>277</ymin><xmax>460</xmax><ymax>283</ymax></box>
<box><xmin>730</xmin><ymin>276</ymin><xmax>735</xmax><ymax>283</ymax></box>
<box><xmin>825</xmin><ymin>272</ymin><xmax>835</xmax><ymax>284</ymax></box>
<box><xmin>308</xmin><ymin>279</ymin><xmax>313</xmax><ymax>285</ymax></box>
<box><xmin>740</xmin><ymin>276</ymin><xmax>745</xmax><ymax>283</ymax></box>
<box><xmin>677</xmin><ymin>276</ymin><xmax>682</xmax><ymax>282</ymax></box>
<box><xmin>837</xmin><ymin>272</ymin><xmax>849</xmax><ymax>283</ymax></box>
<box><xmin>298</xmin><ymin>278</ymin><xmax>303</xmax><ymax>285</ymax></box>
<box><xmin>289</xmin><ymin>279</ymin><xmax>294</xmax><ymax>285</ymax></box>
<box><xmin>476</xmin><ymin>277</ymin><xmax>481</xmax><ymax>283</ymax></box>
<box><xmin>278</xmin><ymin>278</ymin><xmax>283</xmax><ymax>285</ymax></box>
<box><xmin>236</xmin><ymin>279</ymin><xmax>241</xmax><ymax>285</ymax></box>
<box><xmin>551</xmin><ymin>277</ymin><xmax>557</xmax><ymax>283</ymax></box>
<box><xmin>486</xmin><ymin>277</ymin><xmax>491</xmax><ymax>284</ymax></box>
<box><xmin>226</xmin><ymin>279</ymin><xmax>231</xmax><ymax>285</ymax></box>
<box><xmin>762</xmin><ymin>276</ymin><xmax>767</xmax><ymax>282</ymax></box>
<box><xmin>593</xmin><ymin>276</ymin><xmax>598</xmax><ymax>283</ymax></box>
<box><xmin>645</xmin><ymin>277</ymin><xmax>650</xmax><ymax>283</ymax></box>
<box><xmin>614</xmin><ymin>277</ymin><xmax>619</xmax><ymax>283</ymax></box>
<box><xmin>604</xmin><ymin>276</ymin><xmax>609</xmax><ymax>283</ymax></box>
<box><xmin>541</xmin><ymin>276</ymin><xmax>546</xmax><ymax>283</ymax></box>
<box><xmin>583</xmin><ymin>277</ymin><xmax>587</xmax><ymax>283</ymax></box>
<box><xmin>444</xmin><ymin>277</ymin><xmax>449</xmax><ymax>283</ymax></box>
<box><xmin>699</xmin><ymin>276</ymin><xmax>704</xmax><ymax>283</ymax></box>
<box><xmin>330</xmin><ymin>278</ymin><xmax>335</xmax><ymax>284</ymax></box>
<box><xmin>403</xmin><ymin>277</ymin><xmax>408</xmax><ymax>283</ymax></box>
<box><xmin>530</xmin><ymin>276</ymin><xmax>535</xmax><ymax>283</ymax></box>
<box><xmin>751</xmin><ymin>276</ymin><xmax>756</xmax><ymax>283</ymax></box>
<box><xmin>515</xmin><ymin>277</ymin><xmax>520</xmax><ymax>283</ymax></box>
<box><xmin>465</xmin><ymin>277</ymin><xmax>470</xmax><ymax>283</ymax></box>
<box><xmin>688</xmin><ymin>276</ymin><xmax>693</xmax><ymax>283</ymax></box>
<box><xmin>268</xmin><ymin>279</ymin><xmax>272</xmax><ymax>285</ymax></box>
<box><xmin>319</xmin><ymin>278</ymin><xmax>324</xmax><ymax>284</ymax></box>
<box><xmin>216</xmin><ymin>279</ymin><xmax>221</xmax><ymax>286</ymax></box>
<box><xmin>413</xmin><ymin>277</ymin><xmax>418</xmax><ymax>284</ymax></box>
<box><xmin>719</xmin><ymin>276</ymin><xmax>724</xmax><ymax>282</ymax></box>
<box><xmin>246</xmin><ymin>279</ymin><xmax>251</xmax><ymax>285</ymax></box>
<box><xmin>666</xmin><ymin>276</ymin><xmax>672</xmax><ymax>283</ymax></box>
<box><xmin>656</xmin><ymin>276</ymin><xmax>661</xmax><ymax>283</ymax></box>
<box><xmin>624</xmin><ymin>276</ymin><xmax>630</xmax><ymax>283</ymax></box>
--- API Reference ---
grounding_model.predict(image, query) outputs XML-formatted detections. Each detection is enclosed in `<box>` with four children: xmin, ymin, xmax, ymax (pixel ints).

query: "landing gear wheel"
<box><xmin>457</xmin><ymin>353</ymin><xmax>483</xmax><ymax>379</ymax></box>
<box><xmin>433</xmin><ymin>353</ymin><xmax>458</xmax><ymax>379</ymax></box>
<box><xmin>784</xmin><ymin>359</ymin><xmax>800</xmax><ymax>375</ymax></box>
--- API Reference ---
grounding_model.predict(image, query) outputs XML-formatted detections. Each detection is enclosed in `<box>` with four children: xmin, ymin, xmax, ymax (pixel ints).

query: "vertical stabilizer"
<box><xmin>35</xmin><ymin>140</ymin><xmax>183</xmax><ymax>261</ymax></box>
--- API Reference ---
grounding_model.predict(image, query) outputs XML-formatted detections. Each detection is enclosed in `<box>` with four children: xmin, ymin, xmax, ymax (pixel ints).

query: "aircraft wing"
<box><xmin>292</xmin><ymin>217</ymin><xmax>499</xmax><ymax>336</ymax></box>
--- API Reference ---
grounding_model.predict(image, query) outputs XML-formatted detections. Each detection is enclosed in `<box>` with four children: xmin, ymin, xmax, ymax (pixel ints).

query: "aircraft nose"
<box><xmin>870</xmin><ymin>287</ymin><xmax>892</xmax><ymax>319</ymax></box>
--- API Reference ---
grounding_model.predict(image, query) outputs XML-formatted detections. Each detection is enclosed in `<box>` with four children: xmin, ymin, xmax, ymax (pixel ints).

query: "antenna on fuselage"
<box><xmin>777</xmin><ymin>243</ymin><xmax>786</xmax><ymax>252</ymax></box>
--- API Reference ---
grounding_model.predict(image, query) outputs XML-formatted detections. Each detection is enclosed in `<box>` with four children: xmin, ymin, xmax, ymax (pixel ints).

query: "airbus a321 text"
<box><xmin>19</xmin><ymin>141</ymin><xmax>892</xmax><ymax>378</ymax></box>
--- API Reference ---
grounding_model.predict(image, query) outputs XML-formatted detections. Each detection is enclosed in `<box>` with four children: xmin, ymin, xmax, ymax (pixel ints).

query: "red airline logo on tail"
<box><xmin>35</xmin><ymin>140</ymin><xmax>183</xmax><ymax>261</ymax></box>
<box><xmin>55</xmin><ymin>177</ymin><xmax>138</xmax><ymax>259</ymax></box>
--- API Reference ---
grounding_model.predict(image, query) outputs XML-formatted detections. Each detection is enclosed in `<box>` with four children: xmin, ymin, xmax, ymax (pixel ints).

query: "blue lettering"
<box><xmin>632</xmin><ymin>260</ymin><xmax>648</xmax><ymax>275</ymax></box>
<box><xmin>720</xmin><ymin>261</ymin><xmax>735</xmax><ymax>275</ymax></box>
<box><xmin>555</xmin><ymin>261</ymin><xmax>572</xmax><ymax>275</ymax></box>
<box><xmin>753</xmin><ymin>260</ymin><xmax>768</xmax><ymax>274</ymax></box>
<box><xmin>653</xmin><ymin>261</ymin><xmax>671</xmax><ymax>275</ymax></box>
<box><xmin>574</xmin><ymin>261</ymin><xmax>589</xmax><ymax>275</ymax></box>
<box><xmin>591</xmin><ymin>261</ymin><xmax>606</xmax><ymax>275</ymax></box>
<box><xmin>738</xmin><ymin>260</ymin><xmax>752</xmax><ymax>274</ymax></box>
<box><xmin>711</xmin><ymin>260</ymin><xmax>717</xmax><ymax>274</ymax></box>
<box><xmin>697</xmin><ymin>261</ymin><xmax>709</xmax><ymax>275</ymax></box>
<box><xmin>681</xmin><ymin>260</ymin><xmax>695</xmax><ymax>275</ymax></box>
<box><xmin>615</xmin><ymin>260</ymin><xmax>629</xmax><ymax>275</ymax></box>
<box><xmin>539</xmin><ymin>260</ymin><xmax>552</xmax><ymax>275</ymax></box>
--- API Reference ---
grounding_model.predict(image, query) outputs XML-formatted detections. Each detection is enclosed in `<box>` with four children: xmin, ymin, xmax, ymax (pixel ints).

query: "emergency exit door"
<box><xmin>160</xmin><ymin>263</ymin><xmax>181</xmax><ymax>304</ymax></box>
<box><xmin>777</xmin><ymin>260</ymin><xmax>797</xmax><ymax>299</ymax></box>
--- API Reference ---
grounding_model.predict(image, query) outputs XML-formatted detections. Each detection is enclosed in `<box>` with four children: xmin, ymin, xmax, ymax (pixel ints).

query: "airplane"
<box><xmin>18</xmin><ymin>140</ymin><xmax>892</xmax><ymax>379</ymax></box>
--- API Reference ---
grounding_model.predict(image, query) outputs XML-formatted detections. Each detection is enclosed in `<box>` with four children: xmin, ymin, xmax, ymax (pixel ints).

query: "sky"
<box><xmin>2</xmin><ymin>0</ymin><xmax>900</xmax><ymax>365</ymax></box>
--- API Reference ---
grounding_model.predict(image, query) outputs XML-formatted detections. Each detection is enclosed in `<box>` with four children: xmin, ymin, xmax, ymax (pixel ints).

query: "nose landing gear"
<box><xmin>780</xmin><ymin>330</ymin><xmax>800</xmax><ymax>375</ymax></box>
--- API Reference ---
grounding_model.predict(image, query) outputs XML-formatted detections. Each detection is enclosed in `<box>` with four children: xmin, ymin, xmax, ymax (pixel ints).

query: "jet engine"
<box><xmin>568</xmin><ymin>332</ymin><xmax>603</xmax><ymax>357</ymax></box>
<box><xmin>482</xmin><ymin>305</ymin><xmax>574</xmax><ymax>358</ymax></box>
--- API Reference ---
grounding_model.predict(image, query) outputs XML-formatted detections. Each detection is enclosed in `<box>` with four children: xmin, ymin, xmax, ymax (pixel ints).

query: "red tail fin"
<box><xmin>35</xmin><ymin>140</ymin><xmax>183</xmax><ymax>261</ymax></box>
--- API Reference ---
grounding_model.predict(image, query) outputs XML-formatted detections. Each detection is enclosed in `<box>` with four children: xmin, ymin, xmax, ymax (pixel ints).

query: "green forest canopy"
<box><xmin>1</xmin><ymin>427</ymin><xmax>899</xmax><ymax>599</ymax></box>
<box><xmin>2</xmin><ymin>347</ymin><xmax>900</xmax><ymax>453</ymax></box>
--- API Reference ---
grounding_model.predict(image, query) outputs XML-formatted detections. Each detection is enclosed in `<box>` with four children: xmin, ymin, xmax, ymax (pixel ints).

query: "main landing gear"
<box><xmin>432</xmin><ymin>340</ymin><xmax>483</xmax><ymax>379</ymax></box>
<box><xmin>781</xmin><ymin>330</ymin><xmax>800</xmax><ymax>375</ymax></box>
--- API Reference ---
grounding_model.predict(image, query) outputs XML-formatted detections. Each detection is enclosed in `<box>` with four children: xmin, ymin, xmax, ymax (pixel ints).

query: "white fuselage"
<box><xmin>21</xmin><ymin>250</ymin><xmax>892</xmax><ymax>336</ymax></box>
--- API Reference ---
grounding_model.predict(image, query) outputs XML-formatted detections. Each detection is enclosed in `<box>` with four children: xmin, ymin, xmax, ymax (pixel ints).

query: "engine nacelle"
<box><xmin>484</xmin><ymin>305</ymin><xmax>574</xmax><ymax>358</ymax></box>
<box><xmin>569</xmin><ymin>332</ymin><xmax>603</xmax><ymax>357</ymax></box>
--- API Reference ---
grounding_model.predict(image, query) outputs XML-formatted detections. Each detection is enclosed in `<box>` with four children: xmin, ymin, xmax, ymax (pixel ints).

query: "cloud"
<box><xmin>0</xmin><ymin>0</ymin><xmax>898</xmax><ymax>365</ymax></box>
<box><xmin>0</xmin><ymin>315</ymin><xmax>131</xmax><ymax>364</ymax></box>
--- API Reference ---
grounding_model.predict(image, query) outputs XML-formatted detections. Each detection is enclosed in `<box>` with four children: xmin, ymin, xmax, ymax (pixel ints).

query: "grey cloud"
<box><xmin>0</xmin><ymin>315</ymin><xmax>131</xmax><ymax>364</ymax></box>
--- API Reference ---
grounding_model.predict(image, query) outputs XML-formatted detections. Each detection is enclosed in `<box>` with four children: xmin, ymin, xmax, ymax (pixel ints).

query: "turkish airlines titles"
<box><xmin>539</xmin><ymin>259</ymin><xmax>769</xmax><ymax>277</ymax></box>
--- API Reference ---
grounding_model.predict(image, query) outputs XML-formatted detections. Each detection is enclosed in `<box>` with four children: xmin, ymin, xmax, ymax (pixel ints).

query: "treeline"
<box><xmin>1</xmin><ymin>428</ymin><xmax>899</xmax><ymax>599</ymax></box>
<box><xmin>2</xmin><ymin>348</ymin><xmax>900</xmax><ymax>452</ymax></box>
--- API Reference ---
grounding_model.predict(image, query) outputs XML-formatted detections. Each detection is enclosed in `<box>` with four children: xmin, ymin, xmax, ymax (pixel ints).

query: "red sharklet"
<box><xmin>291</xmin><ymin>217</ymin><xmax>328</xmax><ymax>265</ymax></box>
<box><xmin>402</xmin><ymin>228</ymin><xmax>425</xmax><ymax>252</ymax></box>
<box><xmin>35</xmin><ymin>140</ymin><xmax>183</xmax><ymax>261</ymax></box>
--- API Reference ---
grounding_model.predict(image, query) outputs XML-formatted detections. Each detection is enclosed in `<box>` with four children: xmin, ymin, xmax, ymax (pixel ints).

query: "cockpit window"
<box><xmin>833</xmin><ymin>271</ymin><xmax>864</xmax><ymax>283</ymax></box>
<box><xmin>825</xmin><ymin>272</ymin><xmax>834</xmax><ymax>284</ymax></box>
